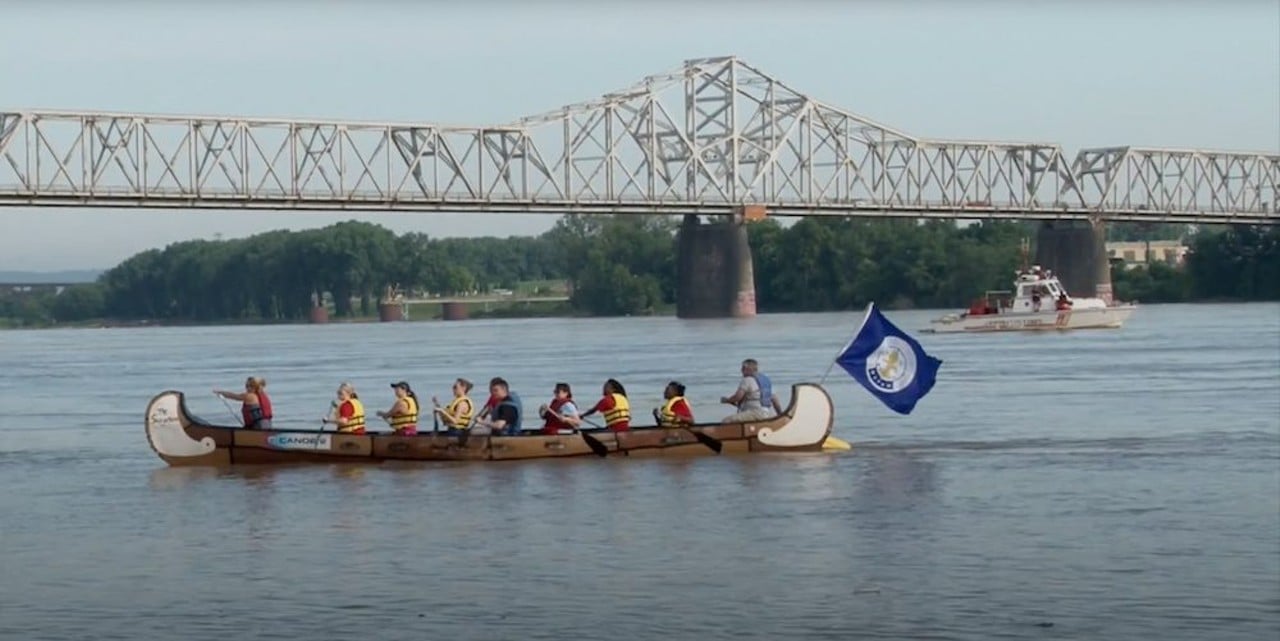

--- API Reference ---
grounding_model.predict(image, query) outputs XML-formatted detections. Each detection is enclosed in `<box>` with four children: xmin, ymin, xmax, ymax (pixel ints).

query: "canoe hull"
<box><xmin>144</xmin><ymin>383</ymin><xmax>839</xmax><ymax>466</ymax></box>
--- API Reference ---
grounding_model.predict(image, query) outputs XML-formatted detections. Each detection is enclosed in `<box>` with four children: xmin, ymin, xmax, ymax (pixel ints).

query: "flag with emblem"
<box><xmin>834</xmin><ymin>302</ymin><xmax>942</xmax><ymax>415</ymax></box>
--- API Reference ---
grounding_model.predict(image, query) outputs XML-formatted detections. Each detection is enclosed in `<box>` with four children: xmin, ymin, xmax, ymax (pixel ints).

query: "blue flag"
<box><xmin>835</xmin><ymin>302</ymin><xmax>942</xmax><ymax>415</ymax></box>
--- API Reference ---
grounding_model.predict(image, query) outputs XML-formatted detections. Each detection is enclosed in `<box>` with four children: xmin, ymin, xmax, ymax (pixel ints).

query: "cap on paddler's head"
<box><xmin>390</xmin><ymin>381</ymin><xmax>411</xmax><ymax>390</ymax></box>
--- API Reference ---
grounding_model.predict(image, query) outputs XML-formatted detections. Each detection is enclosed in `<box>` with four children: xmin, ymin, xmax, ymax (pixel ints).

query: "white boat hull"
<box><xmin>926</xmin><ymin>305</ymin><xmax>1136</xmax><ymax>333</ymax></box>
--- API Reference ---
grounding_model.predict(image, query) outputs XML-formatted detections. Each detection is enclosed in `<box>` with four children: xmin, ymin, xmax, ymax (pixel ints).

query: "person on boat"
<box><xmin>720</xmin><ymin>358</ymin><xmax>782</xmax><ymax>423</ymax></box>
<box><xmin>474</xmin><ymin>377</ymin><xmax>523</xmax><ymax>426</ymax></box>
<box><xmin>322</xmin><ymin>382</ymin><xmax>366</xmax><ymax>435</ymax></box>
<box><xmin>475</xmin><ymin>378</ymin><xmax>521</xmax><ymax>435</ymax></box>
<box><xmin>1055</xmin><ymin>293</ymin><xmax>1073</xmax><ymax>311</ymax></box>
<box><xmin>653</xmin><ymin>381</ymin><xmax>694</xmax><ymax>428</ymax></box>
<box><xmin>580</xmin><ymin>379</ymin><xmax>631</xmax><ymax>432</ymax></box>
<box><xmin>1031</xmin><ymin>291</ymin><xmax>1043</xmax><ymax>312</ymax></box>
<box><xmin>377</xmin><ymin>381</ymin><xmax>419</xmax><ymax>436</ymax></box>
<box><xmin>538</xmin><ymin>382</ymin><xmax>581</xmax><ymax>435</ymax></box>
<box><xmin>214</xmin><ymin>376</ymin><xmax>273</xmax><ymax>429</ymax></box>
<box><xmin>432</xmin><ymin>378</ymin><xmax>475</xmax><ymax>434</ymax></box>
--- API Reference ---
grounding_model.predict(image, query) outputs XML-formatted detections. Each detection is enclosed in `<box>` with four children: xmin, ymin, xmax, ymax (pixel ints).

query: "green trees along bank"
<box><xmin>3</xmin><ymin>217</ymin><xmax>1277</xmax><ymax>328</ymax></box>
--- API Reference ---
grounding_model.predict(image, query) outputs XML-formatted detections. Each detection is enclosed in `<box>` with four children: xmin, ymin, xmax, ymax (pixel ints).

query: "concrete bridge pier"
<box><xmin>1034</xmin><ymin>219</ymin><xmax>1112</xmax><ymax>304</ymax></box>
<box><xmin>676</xmin><ymin>214</ymin><xmax>757</xmax><ymax>318</ymax></box>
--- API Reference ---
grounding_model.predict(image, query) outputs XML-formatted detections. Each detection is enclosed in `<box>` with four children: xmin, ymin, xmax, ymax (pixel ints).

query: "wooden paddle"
<box><xmin>213</xmin><ymin>392</ymin><xmax>245</xmax><ymax>427</ymax></box>
<box><xmin>680</xmin><ymin>424</ymin><xmax>722</xmax><ymax>454</ymax></box>
<box><xmin>647</xmin><ymin>407</ymin><xmax>723</xmax><ymax>454</ymax></box>
<box><xmin>572</xmin><ymin>416</ymin><xmax>611</xmax><ymax>457</ymax></box>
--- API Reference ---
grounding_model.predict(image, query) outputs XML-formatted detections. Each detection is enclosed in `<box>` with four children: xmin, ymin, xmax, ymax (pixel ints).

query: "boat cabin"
<box><xmin>966</xmin><ymin>266</ymin><xmax>1073</xmax><ymax>316</ymax></box>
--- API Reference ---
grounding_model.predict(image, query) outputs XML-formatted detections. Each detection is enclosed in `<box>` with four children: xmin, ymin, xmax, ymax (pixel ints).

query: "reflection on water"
<box><xmin>1</xmin><ymin>304</ymin><xmax>1278</xmax><ymax>640</ymax></box>
<box><xmin>853</xmin><ymin>449</ymin><xmax>940</xmax><ymax>508</ymax></box>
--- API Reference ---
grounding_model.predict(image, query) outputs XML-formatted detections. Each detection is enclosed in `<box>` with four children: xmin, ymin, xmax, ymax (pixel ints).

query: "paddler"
<box><xmin>474</xmin><ymin>377</ymin><xmax>521</xmax><ymax>435</ymax></box>
<box><xmin>474</xmin><ymin>376</ymin><xmax>523</xmax><ymax>427</ymax></box>
<box><xmin>432</xmin><ymin>378</ymin><xmax>475</xmax><ymax>434</ymax></box>
<box><xmin>652</xmin><ymin>381</ymin><xmax>694</xmax><ymax>427</ymax></box>
<box><xmin>214</xmin><ymin>376</ymin><xmax>273</xmax><ymax>429</ymax></box>
<box><xmin>377</xmin><ymin>381</ymin><xmax>419</xmax><ymax>436</ymax></box>
<box><xmin>720</xmin><ymin>358</ymin><xmax>781</xmax><ymax>422</ymax></box>
<box><xmin>580</xmin><ymin>379</ymin><xmax>631</xmax><ymax>432</ymax></box>
<box><xmin>322</xmin><ymin>382</ymin><xmax>366</xmax><ymax>434</ymax></box>
<box><xmin>537</xmin><ymin>382</ymin><xmax>581</xmax><ymax>435</ymax></box>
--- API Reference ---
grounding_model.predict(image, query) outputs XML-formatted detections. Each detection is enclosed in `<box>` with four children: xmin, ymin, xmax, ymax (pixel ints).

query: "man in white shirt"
<box><xmin>719</xmin><ymin>358</ymin><xmax>783</xmax><ymax>422</ymax></box>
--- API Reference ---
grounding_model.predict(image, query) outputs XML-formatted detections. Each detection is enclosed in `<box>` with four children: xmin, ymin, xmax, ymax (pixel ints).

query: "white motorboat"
<box><xmin>926</xmin><ymin>263</ymin><xmax>1136</xmax><ymax>334</ymax></box>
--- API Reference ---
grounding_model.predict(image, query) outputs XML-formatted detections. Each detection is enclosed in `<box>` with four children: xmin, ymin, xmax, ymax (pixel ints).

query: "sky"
<box><xmin>1</xmin><ymin>0</ymin><xmax>1277</xmax><ymax>271</ymax></box>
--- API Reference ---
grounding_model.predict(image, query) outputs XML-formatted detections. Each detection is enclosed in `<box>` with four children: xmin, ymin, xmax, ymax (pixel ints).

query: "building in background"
<box><xmin>1106</xmin><ymin>240</ymin><xmax>1189</xmax><ymax>269</ymax></box>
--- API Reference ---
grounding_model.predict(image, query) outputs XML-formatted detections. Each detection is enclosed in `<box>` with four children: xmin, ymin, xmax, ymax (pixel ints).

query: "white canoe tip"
<box><xmin>756</xmin><ymin>383</ymin><xmax>834</xmax><ymax>448</ymax></box>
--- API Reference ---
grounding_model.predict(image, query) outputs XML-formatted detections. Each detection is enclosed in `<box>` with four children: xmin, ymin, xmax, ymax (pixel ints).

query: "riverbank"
<box><xmin>0</xmin><ymin>298</ymin><xmax>658</xmax><ymax>330</ymax></box>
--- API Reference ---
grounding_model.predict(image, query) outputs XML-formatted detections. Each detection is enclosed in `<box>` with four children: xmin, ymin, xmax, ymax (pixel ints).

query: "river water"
<box><xmin>0</xmin><ymin>303</ymin><xmax>1277</xmax><ymax>640</ymax></box>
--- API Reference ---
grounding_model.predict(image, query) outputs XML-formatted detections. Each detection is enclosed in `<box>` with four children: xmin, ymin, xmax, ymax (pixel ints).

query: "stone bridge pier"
<box><xmin>1034</xmin><ymin>219</ymin><xmax>1113</xmax><ymax>304</ymax></box>
<box><xmin>675</xmin><ymin>214</ymin><xmax>757</xmax><ymax>318</ymax></box>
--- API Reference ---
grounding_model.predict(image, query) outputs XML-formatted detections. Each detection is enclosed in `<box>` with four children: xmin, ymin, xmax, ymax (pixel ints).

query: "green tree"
<box><xmin>50</xmin><ymin>284</ymin><xmax>106</xmax><ymax>322</ymax></box>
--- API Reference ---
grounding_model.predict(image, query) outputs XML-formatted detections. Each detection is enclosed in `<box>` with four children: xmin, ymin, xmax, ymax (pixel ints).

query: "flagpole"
<box><xmin>818</xmin><ymin>301</ymin><xmax>876</xmax><ymax>385</ymax></box>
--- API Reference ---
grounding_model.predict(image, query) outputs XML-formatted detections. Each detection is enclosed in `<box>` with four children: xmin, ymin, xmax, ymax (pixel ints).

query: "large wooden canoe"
<box><xmin>144</xmin><ymin>383</ymin><xmax>841</xmax><ymax>466</ymax></box>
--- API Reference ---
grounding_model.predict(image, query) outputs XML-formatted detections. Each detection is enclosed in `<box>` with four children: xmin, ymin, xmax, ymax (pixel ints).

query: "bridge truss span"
<box><xmin>1072</xmin><ymin>146</ymin><xmax>1279</xmax><ymax>219</ymax></box>
<box><xmin>0</xmin><ymin>56</ymin><xmax>1276</xmax><ymax>224</ymax></box>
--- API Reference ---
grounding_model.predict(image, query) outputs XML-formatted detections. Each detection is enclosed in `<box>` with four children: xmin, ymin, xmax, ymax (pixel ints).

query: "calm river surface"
<box><xmin>1</xmin><ymin>304</ymin><xmax>1277</xmax><ymax>640</ymax></box>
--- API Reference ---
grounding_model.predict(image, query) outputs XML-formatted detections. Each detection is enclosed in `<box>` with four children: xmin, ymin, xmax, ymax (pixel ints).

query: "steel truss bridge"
<box><xmin>1</xmin><ymin>56</ymin><xmax>1276</xmax><ymax>225</ymax></box>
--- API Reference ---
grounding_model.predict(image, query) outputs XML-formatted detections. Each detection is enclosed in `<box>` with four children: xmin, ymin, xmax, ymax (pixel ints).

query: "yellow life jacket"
<box><xmin>445</xmin><ymin>395</ymin><xmax>473</xmax><ymax>429</ymax></box>
<box><xmin>659</xmin><ymin>395</ymin><xmax>689</xmax><ymax>427</ymax></box>
<box><xmin>389</xmin><ymin>396</ymin><xmax>418</xmax><ymax>429</ymax></box>
<box><xmin>339</xmin><ymin>398</ymin><xmax>366</xmax><ymax>433</ymax></box>
<box><xmin>603</xmin><ymin>393</ymin><xmax>631</xmax><ymax>428</ymax></box>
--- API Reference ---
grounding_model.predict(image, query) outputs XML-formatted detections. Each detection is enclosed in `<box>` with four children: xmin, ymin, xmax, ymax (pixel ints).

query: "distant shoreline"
<box><xmin>5</xmin><ymin>300</ymin><xmax>1278</xmax><ymax>332</ymax></box>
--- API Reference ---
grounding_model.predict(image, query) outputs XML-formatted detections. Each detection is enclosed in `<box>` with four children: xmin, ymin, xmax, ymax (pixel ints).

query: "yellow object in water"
<box><xmin>822</xmin><ymin>436</ymin><xmax>852</xmax><ymax>451</ymax></box>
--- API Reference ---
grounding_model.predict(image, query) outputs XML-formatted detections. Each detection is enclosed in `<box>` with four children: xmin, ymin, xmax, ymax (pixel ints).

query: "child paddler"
<box><xmin>432</xmin><ymin>378</ymin><xmax>475</xmax><ymax>434</ymax></box>
<box><xmin>580</xmin><ymin>379</ymin><xmax>631</xmax><ymax>432</ymax></box>
<box><xmin>377</xmin><ymin>381</ymin><xmax>420</xmax><ymax>436</ymax></box>
<box><xmin>321</xmin><ymin>382</ymin><xmax>366</xmax><ymax>434</ymax></box>
<box><xmin>653</xmin><ymin>381</ymin><xmax>694</xmax><ymax>427</ymax></box>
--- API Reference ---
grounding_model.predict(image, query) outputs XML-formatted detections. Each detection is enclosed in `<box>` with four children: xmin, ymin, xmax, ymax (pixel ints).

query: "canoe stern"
<box><xmin>748</xmin><ymin>383</ymin><xmax>835</xmax><ymax>451</ymax></box>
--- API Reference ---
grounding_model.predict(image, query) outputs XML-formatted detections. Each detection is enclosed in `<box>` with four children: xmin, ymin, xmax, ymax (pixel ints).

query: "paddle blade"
<box><xmin>690</xmin><ymin>429</ymin><xmax>723</xmax><ymax>454</ymax></box>
<box><xmin>580</xmin><ymin>432</ymin><xmax>609</xmax><ymax>457</ymax></box>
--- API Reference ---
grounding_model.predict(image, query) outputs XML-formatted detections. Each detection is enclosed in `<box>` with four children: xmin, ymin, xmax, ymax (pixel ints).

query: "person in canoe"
<box><xmin>538</xmin><ymin>382</ymin><xmax>581</xmax><ymax>435</ymax></box>
<box><xmin>653</xmin><ymin>381</ymin><xmax>694</xmax><ymax>428</ymax></box>
<box><xmin>214</xmin><ymin>376</ymin><xmax>273</xmax><ymax>429</ymax></box>
<box><xmin>580</xmin><ymin>378</ymin><xmax>631</xmax><ymax>432</ymax></box>
<box><xmin>322</xmin><ymin>382</ymin><xmax>366</xmax><ymax>434</ymax></box>
<box><xmin>720</xmin><ymin>358</ymin><xmax>782</xmax><ymax>422</ymax></box>
<box><xmin>474</xmin><ymin>377</ymin><xmax>521</xmax><ymax>435</ymax></box>
<box><xmin>432</xmin><ymin>378</ymin><xmax>475</xmax><ymax>434</ymax></box>
<box><xmin>377</xmin><ymin>381</ymin><xmax>419</xmax><ymax>436</ymax></box>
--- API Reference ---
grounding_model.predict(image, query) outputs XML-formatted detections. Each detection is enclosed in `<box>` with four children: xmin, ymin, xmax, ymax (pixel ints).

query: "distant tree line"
<box><xmin>1111</xmin><ymin>224</ymin><xmax>1280</xmax><ymax>303</ymax></box>
<box><xmin>2</xmin><ymin>219</ymin><xmax>1276</xmax><ymax>328</ymax></box>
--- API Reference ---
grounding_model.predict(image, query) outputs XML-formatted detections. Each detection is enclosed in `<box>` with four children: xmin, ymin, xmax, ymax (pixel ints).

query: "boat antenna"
<box><xmin>1019</xmin><ymin>238</ymin><xmax>1030</xmax><ymax>272</ymax></box>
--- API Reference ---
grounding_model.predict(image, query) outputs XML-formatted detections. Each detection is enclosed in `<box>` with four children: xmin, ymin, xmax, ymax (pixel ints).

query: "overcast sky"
<box><xmin>2</xmin><ymin>0</ymin><xmax>1277</xmax><ymax>271</ymax></box>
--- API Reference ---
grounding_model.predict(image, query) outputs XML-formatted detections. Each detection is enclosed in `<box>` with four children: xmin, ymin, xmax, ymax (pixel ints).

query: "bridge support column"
<box><xmin>1034</xmin><ymin>219</ymin><xmax>1112</xmax><ymax>303</ymax></box>
<box><xmin>676</xmin><ymin>215</ymin><xmax>757</xmax><ymax>318</ymax></box>
<box><xmin>441</xmin><ymin>302</ymin><xmax>469</xmax><ymax>321</ymax></box>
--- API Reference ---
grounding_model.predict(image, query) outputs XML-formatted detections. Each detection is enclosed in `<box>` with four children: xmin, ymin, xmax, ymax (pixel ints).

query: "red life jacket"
<box><xmin>242</xmin><ymin>391</ymin><xmax>273</xmax><ymax>428</ymax></box>
<box><xmin>542</xmin><ymin>397</ymin><xmax>572</xmax><ymax>435</ymax></box>
<box><xmin>258</xmin><ymin>391</ymin><xmax>273</xmax><ymax>420</ymax></box>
